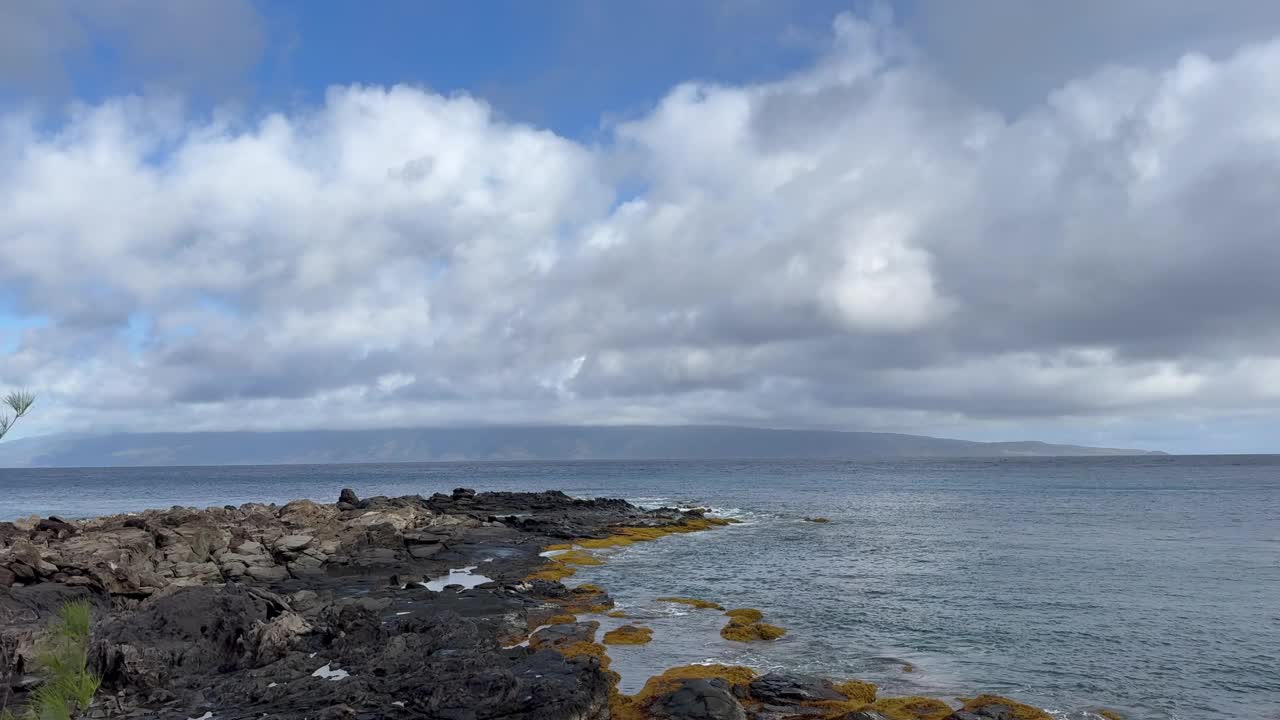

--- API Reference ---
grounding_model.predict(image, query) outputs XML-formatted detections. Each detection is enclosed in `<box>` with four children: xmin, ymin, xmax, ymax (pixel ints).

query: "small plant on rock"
<box><xmin>1</xmin><ymin>600</ymin><xmax>100</xmax><ymax>720</ymax></box>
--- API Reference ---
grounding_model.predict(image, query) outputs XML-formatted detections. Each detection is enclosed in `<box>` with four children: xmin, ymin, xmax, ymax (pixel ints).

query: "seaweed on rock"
<box><xmin>657</xmin><ymin>597</ymin><xmax>724</xmax><ymax>610</ymax></box>
<box><xmin>867</xmin><ymin>696</ymin><xmax>954</xmax><ymax>720</ymax></box>
<box><xmin>959</xmin><ymin>694</ymin><xmax>1054</xmax><ymax>720</ymax></box>
<box><xmin>602</xmin><ymin>625</ymin><xmax>653</xmax><ymax>645</ymax></box>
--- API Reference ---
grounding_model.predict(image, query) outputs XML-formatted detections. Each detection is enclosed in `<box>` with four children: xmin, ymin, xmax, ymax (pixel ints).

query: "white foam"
<box><xmin>391</xmin><ymin>701</ymin><xmax>405</xmax><ymax>708</ymax></box>
<box><xmin>421</xmin><ymin>566</ymin><xmax>494</xmax><ymax>592</ymax></box>
<box><xmin>503</xmin><ymin>624</ymin><xmax>552</xmax><ymax>649</ymax></box>
<box><xmin>267</xmin><ymin>682</ymin><xmax>277</xmax><ymax>688</ymax></box>
<box><xmin>538</xmin><ymin>549</ymin><xmax>570</xmax><ymax>558</ymax></box>
<box><xmin>311</xmin><ymin>664</ymin><xmax>349</xmax><ymax>681</ymax></box>
<box><xmin>396</xmin><ymin>611</ymin><xmax>411</xmax><ymax>616</ymax></box>
<box><xmin>188</xmin><ymin>713</ymin><xmax>213</xmax><ymax>720</ymax></box>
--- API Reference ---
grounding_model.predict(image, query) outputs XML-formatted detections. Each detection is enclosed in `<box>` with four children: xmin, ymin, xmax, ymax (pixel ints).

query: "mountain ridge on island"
<box><xmin>0</xmin><ymin>425</ymin><xmax>1164</xmax><ymax>468</ymax></box>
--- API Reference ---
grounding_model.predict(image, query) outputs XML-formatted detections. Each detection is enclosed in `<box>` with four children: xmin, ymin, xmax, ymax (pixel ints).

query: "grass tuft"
<box><xmin>3</xmin><ymin>600</ymin><xmax>100</xmax><ymax>720</ymax></box>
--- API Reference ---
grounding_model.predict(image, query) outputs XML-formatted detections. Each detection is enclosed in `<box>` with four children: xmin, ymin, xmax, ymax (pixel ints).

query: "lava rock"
<box><xmin>749</xmin><ymin>672</ymin><xmax>845</xmax><ymax>704</ymax></box>
<box><xmin>651</xmin><ymin>678</ymin><xmax>747</xmax><ymax>720</ymax></box>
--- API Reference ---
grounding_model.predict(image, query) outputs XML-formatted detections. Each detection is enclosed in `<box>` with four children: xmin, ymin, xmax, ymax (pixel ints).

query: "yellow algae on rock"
<box><xmin>543</xmin><ymin>542</ymin><xmax>573</xmax><ymax>551</ymax></box>
<box><xmin>719</xmin><ymin>618</ymin><xmax>786</xmax><ymax>642</ymax></box>
<box><xmin>524</xmin><ymin>561</ymin><xmax>576</xmax><ymax>582</ymax></box>
<box><xmin>606</xmin><ymin>610</ymin><xmax>628</xmax><ymax>618</ymax></box>
<box><xmin>575</xmin><ymin>515</ymin><xmax>735</xmax><ymax>549</ymax></box>
<box><xmin>723</xmin><ymin>608</ymin><xmax>764</xmax><ymax>622</ymax></box>
<box><xmin>556</xmin><ymin>640</ymin><xmax>609</xmax><ymax>663</ymax></box>
<box><xmin>960</xmin><ymin>695</ymin><xmax>1053</xmax><ymax>720</ymax></box>
<box><xmin>657</xmin><ymin>596</ymin><xmax>722</xmax><ymax>609</ymax></box>
<box><xmin>833</xmin><ymin>679</ymin><xmax>878</xmax><ymax>705</ymax></box>
<box><xmin>556</xmin><ymin>549</ymin><xmax>604</xmax><ymax>566</ymax></box>
<box><xmin>545</xmin><ymin>613</ymin><xmax>578</xmax><ymax>625</ymax></box>
<box><xmin>602</xmin><ymin>625</ymin><xmax>653</xmax><ymax>645</ymax></box>
<box><xmin>576</xmin><ymin>535</ymin><xmax>634</xmax><ymax>549</ymax></box>
<box><xmin>868</xmin><ymin>696</ymin><xmax>954</xmax><ymax>720</ymax></box>
<box><xmin>558</xmin><ymin>584</ymin><xmax>614</xmax><ymax>614</ymax></box>
<box><xmin>610</xmin><ymin>662</ymin><xmax>758</xmax><ymax>720</ymax></box>
<box><xmin>634</xmin><ymin>664</ymin><xmax>757</xmax><ymax>701</ymax></box>
<box><xmin>1098</xmin><ymin>711</ymin><xmax>1125</xmax><ymax>720</ymax></box>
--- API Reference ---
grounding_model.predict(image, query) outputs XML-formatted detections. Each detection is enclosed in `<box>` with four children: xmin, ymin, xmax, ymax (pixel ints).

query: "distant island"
<box><xmin>0</xmin><ymin>425</ymin><xmax>1162</xmax><ymax>468</ymax></box>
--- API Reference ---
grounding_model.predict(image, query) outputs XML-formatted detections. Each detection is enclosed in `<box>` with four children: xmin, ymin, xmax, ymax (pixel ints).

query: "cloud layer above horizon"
<box><xmin>3</xmin><ymin>8</ymin><xmax>1280</xmax><ymax>452</ymax></box>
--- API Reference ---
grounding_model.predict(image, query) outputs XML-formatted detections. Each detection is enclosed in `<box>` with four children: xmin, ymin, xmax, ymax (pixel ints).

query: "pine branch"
<box><xmin>0</xmin><ymin>391</ymin><xmax>35</xmax><ymax>442</ymax></box>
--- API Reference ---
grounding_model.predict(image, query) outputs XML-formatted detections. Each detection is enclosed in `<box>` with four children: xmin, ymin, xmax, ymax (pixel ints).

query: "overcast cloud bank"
<box><xmin>2</xmin><ymin>11</ymin><xmax>1280</xmax><ymax>452</ymax></box>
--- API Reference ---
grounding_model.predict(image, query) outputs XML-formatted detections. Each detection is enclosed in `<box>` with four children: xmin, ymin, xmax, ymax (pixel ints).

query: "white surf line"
<box><xmin>503</xmin><ymin>624</ymin><xmax>552</xmax><ymax>649</ymax></box>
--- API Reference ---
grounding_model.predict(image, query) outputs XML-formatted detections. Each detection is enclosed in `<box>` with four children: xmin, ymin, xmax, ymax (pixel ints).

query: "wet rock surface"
<box><xmin>0</xmin><ymin>489</ymin><xmax>708</xmax><ymax>719</ymax></box>
<box><xmin>650</xmin><ymin>678</ymin><xmax>746</xmax><ymax>720</ymax></box>
<box><xmin>748</xmin><ymin>673</ymin><xmax>845</xmax><ymax>705</ymax></box>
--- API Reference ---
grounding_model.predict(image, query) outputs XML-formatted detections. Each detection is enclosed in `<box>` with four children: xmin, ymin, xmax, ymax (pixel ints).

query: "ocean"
<box><xmin>1</xmin><ymin>456</ymin><xmax>1276</xmax><ymax>719</ymax></box>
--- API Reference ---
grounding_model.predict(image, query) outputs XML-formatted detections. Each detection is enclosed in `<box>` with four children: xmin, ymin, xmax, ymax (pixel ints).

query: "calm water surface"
<box><xmin>1</xmin><ymin>456</ymin><xmax>1277</xmax><ymax>719</ymax></box>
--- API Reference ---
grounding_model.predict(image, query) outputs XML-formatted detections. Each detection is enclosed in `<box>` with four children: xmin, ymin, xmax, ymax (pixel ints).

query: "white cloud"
<box><xmin>3</xmin><ymin>13</ymin><xmax>1280</xmax><ymax>451</ymax></box>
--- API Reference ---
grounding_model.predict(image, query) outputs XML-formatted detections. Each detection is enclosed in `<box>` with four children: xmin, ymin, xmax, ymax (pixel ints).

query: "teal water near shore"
<box><xmin>1</xmin><ymin>456</ymin><xmax>1277</xmax><ymax>719</ymax></box>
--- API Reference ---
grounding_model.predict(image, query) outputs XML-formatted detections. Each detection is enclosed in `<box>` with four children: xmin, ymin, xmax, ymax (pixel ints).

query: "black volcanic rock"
<box><xmin>748</xmin><ymin>672</ymin><xmax>846</xmax><ymax>705</ymax></box>
<box><xmin>0</xmin><ymin>489</ymin><xmax>685</xmax><ymax>719</ymax></box>
<box><xmin>651</xmin><ymin>678</ymin><xmax>747</xmax><ymax>720</ymax></box>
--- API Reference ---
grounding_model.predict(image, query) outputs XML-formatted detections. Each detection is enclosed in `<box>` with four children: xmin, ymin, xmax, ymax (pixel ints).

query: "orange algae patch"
<box><xmin>961</xmin><ymin>695</ymin><xmax>1053</xmax><ymax>720</ymax></box>
<box><xmin>833</xmin><ymin>680</ymin><xmax>878</xmax><ymax>705</ymax></box>
<box><xmin>1098</xmin><ymin>711</ymin><xmax>1124</xmax><ymax>720</ymax></box>
<box><xmin>868</xmin><ymin>696</ymin><xmax>954</xmax><ymax>720</ymax></box>
<box><xmin>724</xmin><ymin>608</ymin><xmax>763</xmax><ymax>622</ymax></box>
<box><xmin>657</xmin><ymin>597</ymin><xmax>724</xmax><ymax>610</ymax></box>
<box><xmin>602</xmin><ymin>625</ymin><xmax>653</xmax><ymax>645</ymax></box>
<box><xmin>607</xmin><ymin>610</ymin><xmax>628</xmax><ymax>618</ymax></box>
<box><xmin>543</xmin><ymin>542</ymin><xmax>573</xmax><ymax>551</ymax></box>
<box><xmin>545</xmin><ymin>613</ymin><xmax>578</xmax><ymax>625</ymax></box>
<box><xmin>557</xmin><ymin>549</ymin><xmax>605</xmax><ymax>566</ymax></box>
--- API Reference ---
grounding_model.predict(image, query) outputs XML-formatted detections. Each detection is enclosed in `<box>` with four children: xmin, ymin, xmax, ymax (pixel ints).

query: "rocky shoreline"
<box><xmin>0</xmin><ymin>489</ymin><xmax>1081</xmax><ymax>720</ymax></box>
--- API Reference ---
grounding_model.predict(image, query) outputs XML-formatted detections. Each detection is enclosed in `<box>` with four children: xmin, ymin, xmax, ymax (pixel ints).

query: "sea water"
<box><xmin>1</xmin><ymin>456</ymin><xmax>1276</xmax><ymax>719</ymax></box>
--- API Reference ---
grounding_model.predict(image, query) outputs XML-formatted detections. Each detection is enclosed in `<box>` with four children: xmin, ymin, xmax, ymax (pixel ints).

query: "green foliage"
<box><xmin>1</xmin><ymin>601</ymin><xmax>99</xmax><ymax>720</ymax></box>
<box><xmin>0</xmin><ymin>390</ymin><xmax>35</xmax><ymax>442</ymax></box>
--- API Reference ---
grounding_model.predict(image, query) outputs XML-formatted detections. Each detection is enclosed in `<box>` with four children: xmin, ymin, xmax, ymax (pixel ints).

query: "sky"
<box><xmin>2</xmin><ymin>1</ymin><xmax>1280</xmax><ymax>453</ymax></box>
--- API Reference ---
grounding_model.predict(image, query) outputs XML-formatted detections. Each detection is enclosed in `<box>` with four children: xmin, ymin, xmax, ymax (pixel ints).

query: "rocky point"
<box><xmin>0</xmin><ymin>489</ymin><xmax>1063</xmax><ymax>720</ymax></box>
